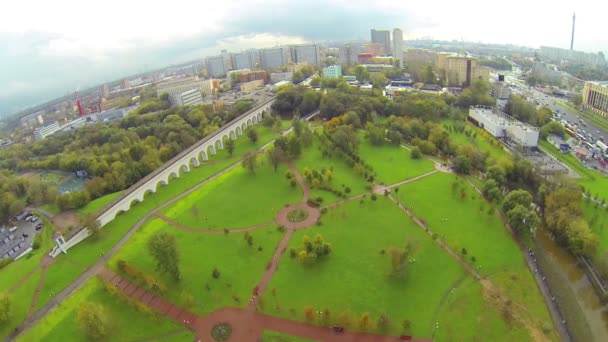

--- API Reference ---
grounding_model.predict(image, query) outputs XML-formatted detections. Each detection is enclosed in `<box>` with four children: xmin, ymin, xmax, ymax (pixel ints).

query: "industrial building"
<box><xmin>468</xmin><ymin>106</ymin><xmax>539</xmax><ymax>147</ymax></box>
<box><xmin>270</xmin><ymin>71</ymin><xmax>293</xmax><ymax>83</ymax></box>
<box><xmin>582</xmin><ymin>81</ymin><xmax>608</xmax><ymax>117</ymax></box>
<box><xmin>34</xmin><ymin>122</ymin><xmax>62</xmax><ymax>141</ymax></box>
<box><xmin>169</xmin><ymin>88</ymin><xmax>204</xmax><ymax>106</ymax></box>
<box><xmin>156</xmin><ymin>78</ymin><xmax>219</xmax><ymax>97</ymax></box>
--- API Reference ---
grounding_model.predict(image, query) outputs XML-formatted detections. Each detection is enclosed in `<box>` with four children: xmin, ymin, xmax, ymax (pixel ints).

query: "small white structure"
<box><xmin>468</xmin><ymin>105</ymin><xmax>539</xmax><ymax>147</ymax></box>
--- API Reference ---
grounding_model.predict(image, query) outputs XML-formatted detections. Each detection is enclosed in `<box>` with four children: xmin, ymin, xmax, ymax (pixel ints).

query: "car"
<box><xmin>597</xmin><ymin>131</ymin><xmax>601</xmax><ymax>135</ymax></box>
<box><xmin>35</xmin><ymin>224</ymin><xmax>43</xmax><ymax>231</ymax></box>
<box><xmin>332</xmin><ymin>327</ymin><xmax>344</xmax><ymax>333</ymax></box>
<box><xmin>31</xmin><ymin>217</ymin><xmax>38</xmax><ymax>223</ymax></box>
<box><xmin>9</xmin><ymin>226</ymin><xmax>18</xmax><ymax>233</ymax></box>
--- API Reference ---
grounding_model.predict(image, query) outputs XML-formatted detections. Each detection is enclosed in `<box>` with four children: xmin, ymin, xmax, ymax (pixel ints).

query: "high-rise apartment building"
<box><xmin>231</xmin><ymin>50</ymin><xmax>259</xmax><ymax>70</ymax></box>
<box><xmin>445</xmin><ymin>56</ymin><xmax>489</xmax><ymax>87</ymax></box>
<box><xmin>338</xmin><ymin>43</ymin><xmax>363</xmax><ymax>67</ymax></box>
<box><xmin>259</xmin><ymin>47</ymin><xmax>288</xmax><ymax>70</ymax></box>
<box><xmin>582</xmin><ymin>81</ymin><xmax>608</xmax><ymax>117</ymax></box>
<box><xmin>120</xmin><ymin>79</ymin><xmax>130</xmax><ymax>90</ymax></box>
<box><xmin>206</xmin><ymin>56</ymin><xmax>227</xmax><ymax>77</ymax></box>
<box><xmin>371</xmin><ymin>29</ymin><xmax>391</xmax><ymax>55</ymax></box>
<box><xmin>392</xmin><ymin>28</ymin><xmax>404</xmax><ymax>68</ymax></box>
<box><xmin>364</xmin><ymin>43</ymin><xmax>384</xmax><ymax>57</ymax></box>
<box><xmin>290</xmin><ymin>44</ymin><xmax>320</xmax><ymax>66</ymax></box>
<box><xmin>100</xmin><ymin>84</ymin><xmax>109</xmax><ymax>98</ymax></box>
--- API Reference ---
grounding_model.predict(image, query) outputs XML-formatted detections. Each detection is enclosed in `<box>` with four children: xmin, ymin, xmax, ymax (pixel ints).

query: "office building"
<box><xmin>34</xmin><ymin>122</ymin><xmax>61</xmax><ymax>141</ymax></box>
<box><xmin>259</xmin><ymin>47</ymin><xmax>288</xmax><ymax>70</ymax></box>
<box><xmin>445</xmin><ymin>56</ymin><xmax>489</xmax><ymax>87</ymax></box>
<box><xmin>468</xmin><ymin>106</ymin><xmax>539</xmax><ymax>147</ymax></box>
<box><xmin>156</xmin><ymin>78</ymin><xmax>219</xmax><ymax>97</ymax></box>
<box><xmin>582</xmin><ymin>81</ymin><xmax>608</xmax><ymax>117</ymax></box>
<box><xmin>270</xmin><ymin>71</ymin><xmax>293</xmax><ymax>83</ymax></box>
<box><xmin>393</xmin><ymin>28</ymin><xmax>404</xmax><ymax>68</ymax></box>
<box><xmin>169</xmin><ymin>88</ymin><xmax>204</xmax><ymax>106</ymax></box>
<box><xmin>323</xmin><ymin>65</ymin><xmax>342</xmax><ymax>79</ymax></box>
<box><xmin>371</xmin><ymin>29</ymin><xmax>391</xmax><ymax>55</ymax></box>
<box><xmin>290</xmin><ymin>44</ymin><xmax>320</xmax><ymax>66</ymax></box>
<box><xmin>206</xmin><ymin>56</ymin><xmax>227</xmax><ymax>77</ymax></box>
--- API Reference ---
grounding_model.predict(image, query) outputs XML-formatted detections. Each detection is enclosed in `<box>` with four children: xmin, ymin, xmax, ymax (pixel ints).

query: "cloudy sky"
<box><xmin>0</xmin><ymin>0</ymin><xmax>606</xmax><ymax>116</ymax></box>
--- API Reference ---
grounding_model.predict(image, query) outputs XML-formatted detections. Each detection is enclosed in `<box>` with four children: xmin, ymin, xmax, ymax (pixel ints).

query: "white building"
<box><xmin>468</xmin><ymin>106</ymin><xmax>539</xmax><ymax>147</ymax></box>
<box><xmin>157</xmin><ymin>78</ymin><xmax>217</xmax><ymax>97</ymax></box>
<box><xmin>34</xmin><ymin>122</ymin><xmax>61</xmax><ymax>141</ymax></box>
<box><xmin>270</xmin><ymin>71</ymin><xmax>293</xmax><ymax>84</ymax></box>
<box><xmin>169</xmin><ymin>88</ymin><xmax>203</xmax><ymax>106</ymax></box>
<box><xmin>392</xmin><ymin>28</ymin><xmax>404</xmax><ymax>68</ymax></box>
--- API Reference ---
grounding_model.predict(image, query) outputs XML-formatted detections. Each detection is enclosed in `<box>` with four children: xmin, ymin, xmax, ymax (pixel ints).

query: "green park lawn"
<box><xmin>18</xmin><ymin>278</ymin><xmax>192</xmax><ymax>342</ymax></box>
<box><xmin>109</xmin><ymin>217</ymin><xmax>283</xmax><ymax>315</ymax></box>
<box><xmin>261</xmin><ymin>197</ymin><xmax>468</xmax><ymax>337</ymax></box>
<box><xmin>261</xmin><ymin>330</ymin><xmax>317</xmax><ymax>342</ymax></box>
<box><xmin>78</xmin><ymin>191</ymin><xmax>123</xmax><ymax>216</ymax></box>
<box><xmin>398</xmin><ymin>172</ymin><xmax>528</xmax><ymax>275</ymax></box>
<box><xmin>31</xmin><ymin>124</ymin><xmax>288</xmax><ymax>312</ymax></box>
<box><xmin>294</xmin><ymin>138</ymin><xmax>370</xmax><ymax>204</ymax></box>
<box><xmin>0</xmin><ymin>270</ymin><xmax>41</xmax><ymax>338</ymax></box>
<box><xmin>443</xmin><ymin>120</ymin><xmax>508</xmax><ymax>160</ymax></box>
<box><xmin>162</xmin><ymin>161</ymin><xmax>301</xmax><ymax>230</ymax></box>
<box><xmin>434</xmin><ymin>277</ymin><xmax>532</xmax><ymax>341</ymax></box>
<box><xmin>582</xmin><ymin>199</ymin><xmax>608</xmax><ymax>257</ymax></box>
<box><xmin>358</xmin><ymin>139</ymin><xmax>436</xmax><ymax>185</ymax></box>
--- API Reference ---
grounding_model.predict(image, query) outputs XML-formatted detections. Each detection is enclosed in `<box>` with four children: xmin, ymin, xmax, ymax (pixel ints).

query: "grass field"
<box><xmin>0</xmin><ymin>269</ymin><xmax>41</xmax><ymax>338</ymax></box>
<box><xmin>398</xmin><ymin>172</ymin><xmax>526</xmax><ymax>275</ymax></box>
<box><xmin>358</xmin><ymin>139</ymin><xmax>435</xmax><ymax>185</ymax></box>
<box><xmin>294</xmin><ymin>138</ymin><xmax>370</xmax><ymax>204</ymax></box>
<box><xmin>162</xmin><ymin>161</ymin><xmax>301</xmax><ymax>230</ymax></box>
<box><xmin>434</xmin><ymin>277</ymin><xmax>531</xmax><ymax>341</ymax></box>
<box><xmin>30</xmin><ymin>124</ymin><xmax>288</xmax><ymax>313</ymax></box>
<box><xmin>109</xmin><ymin>218</ymin><xmax>283</xmax><ymax>315</ymax></box>
<box><xmin>18</xmin><ymin>278</ymin><xmax>192</xmax><ymax>342</ymax></box>
<box><xmin>443</xmin><ymin>120</ymin><xmax>508</xmax><ymax>160</ymax></box>
<box><xmin>79</xmin><ymin>191</ymin><xmax>123</xmax><ymax>216</ymax></box>
<box><xmin>261</xmin><ymin>330</ymin><xmax>317</xmax><ymax>342</ymax></box>
<box><xmin>582</xmin><ymin>199</ymin><xmax>608</xmax><ymax>257</ymax></box>
<box><xmin>261</xmin><ymin>197</ymin><xmax>469</xmax><ymax>337</ymax></box>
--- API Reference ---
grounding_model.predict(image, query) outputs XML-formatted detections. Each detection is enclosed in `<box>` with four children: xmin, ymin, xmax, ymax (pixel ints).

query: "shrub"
<box><xmin>212</xmin><ymin>268</ymin><xmax>221</xmax><ymax>279</ymax></box>
<box><xmin>32</xmin><ymin>233</ymin><xmax>42</xmax><ymax>250</ymax></box>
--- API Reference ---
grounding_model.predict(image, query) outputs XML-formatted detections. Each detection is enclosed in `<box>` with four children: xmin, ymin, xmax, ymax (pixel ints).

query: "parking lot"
<box><xmin>1</xmin><ymin>213</ymin><xmax>42</xmax><ymax>259</ymax></box>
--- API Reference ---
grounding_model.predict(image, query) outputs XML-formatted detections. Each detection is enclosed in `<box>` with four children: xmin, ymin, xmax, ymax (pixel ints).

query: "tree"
<box><xmin>572</xmin><ymin>93</ymin><xmax>583</xmax><ymax>106</ymax></box>
<box><xmin>247</xmin><ymin>128</ymin><xmax>259</xmax><ymax>144</ymax></box>
<box><xmin>486</xmin><ymin>165</ymin><xmax>506</xmax><ymax>186</ymax></box>
<box><xmin>81</xmin><ymin>213</ymin><xmax>101</xmax><ymax>240</ymax></box>
<box><xmin>212</xmin><ymin>268</ymin><xmax>221</xmax><ymax>279</ymax></box>
<box><xmin>331</xmin><ymin>125</ymin><xmax>360</xmax><ymax>154</ymax></box>
<box><xmin>147</xmin><ymin>232</ymin><xmax>181</xmax><ymax>281</ymax></box>
<box><xmin>78</xmin><ymin>302</ymin><xmax>108</xmax><ymax>340</ymax></box>
<box><xmin>354</xmin><ymin>66</ymin><xmax>369</xmax><ymax>83</ymax></box>
<box><xmin>366</xmin><ymin>123</ymin><xmax>385</xmax><ymax>145</ymax></box>
<box><xmin>410</xmin><ymin>147</ymin><xmax>422</xmax><ymax>159</ymax></box>
<box><xmin>225</xmin><ymin>138</ymin><xmax>235</xmax><ymax>156</ymax></box>
<box><xmin>377</xmin><ymin>313</ymin><xmax>390</xmax><ymax>332</ymax></box>
<box><xmin>502</xmin><ymin>189</ymin><xmax>533</xmax><ymax>213</ymax></box>
<box><xmin>389</xmin><ymin>243</ymin><xmax>411</xmax><ymax>277</ymax></box>
<box><xmin>266</xmin><ymin>146</ymin><xmax>285</xmax><ymax>172</ymax></box>
<box><xmin>452</xmin><ymin>155</ymin><xmax>471</xmax><ymax>174</ymax></box>
<box><xmin>0</xmin><ymin>293</ymin><xmax>10</xmax><ymax>324</ymax></box>
<box><xmin>540</xmin><ymin>121</ymin><xmax>566</xmax><ymax>140</ymax></box>
<box><xmin>506</xmin><ymin>204</ymin><xmax>539</xmax><ymax>236</ymax></box>
<box><xmin>402</xmin><ymin>320</ymin><xmax>412</xmax><ymax>334</ymax></box>
<box><xmin>242</xmin><ymin>151</ymin><xmax>258</xmax><ymax>174</ymax></box>
<box><xmin>423</xmin><ymin>64</ymin><xmax>436</xmax><ymax>83</ymax></box>
<box><xmin>359</xmin><ymin>312</ymin><xmax>372</xmax><ymax>331</ymax></box>
<box><xmin>482</xmin><ymin>179</ymin><xmax>502</xmax><ymax>202</ymax></box>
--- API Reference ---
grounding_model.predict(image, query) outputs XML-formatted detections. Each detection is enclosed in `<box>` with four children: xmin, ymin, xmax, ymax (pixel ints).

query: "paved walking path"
<box><xmin>99</xmin><ymin>267</ymin><xmax>431</xmax><ymax>342</ymax></box>
<box><xmin>373</xmin><ymin>170</ymin><xmax>439</xmax><ymax>195</ymax></box>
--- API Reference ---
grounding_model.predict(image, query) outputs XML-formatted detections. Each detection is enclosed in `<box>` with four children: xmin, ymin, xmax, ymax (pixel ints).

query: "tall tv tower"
<box><xmin>570</xmin><ymin>12</ymin><xmax>576</xmax><ymax>50</ymax></box>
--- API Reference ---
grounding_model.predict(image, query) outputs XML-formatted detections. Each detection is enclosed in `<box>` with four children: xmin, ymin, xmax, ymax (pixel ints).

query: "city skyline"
<box><xmin>1</xmin><ymin>0</ymin><xmax>607</xmax><ymax>116</ymax></box>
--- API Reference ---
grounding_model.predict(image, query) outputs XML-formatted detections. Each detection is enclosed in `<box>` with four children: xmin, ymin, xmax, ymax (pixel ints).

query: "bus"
<box><xmin>597</xmin><ymin>140</ymin><xmax>608</xmax><ymax>154</ymax></box>
<box><xmin>565</xmin><ymin>128</ymin><xmax>576</xmax><ymax>137</ymax></box>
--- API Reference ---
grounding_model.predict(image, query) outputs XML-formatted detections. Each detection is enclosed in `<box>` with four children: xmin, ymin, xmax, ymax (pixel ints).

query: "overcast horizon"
<box><xmin>1</xmin><ymin>0</ymin><xmax>607</xmax><ymax>117</ymax></box>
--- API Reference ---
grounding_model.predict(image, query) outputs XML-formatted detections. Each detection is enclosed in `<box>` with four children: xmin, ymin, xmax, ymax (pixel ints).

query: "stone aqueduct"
<box><xmin>51</xmin><ymin>98</ymin><xmax>275</xmax><ymax>257</ymax></box>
